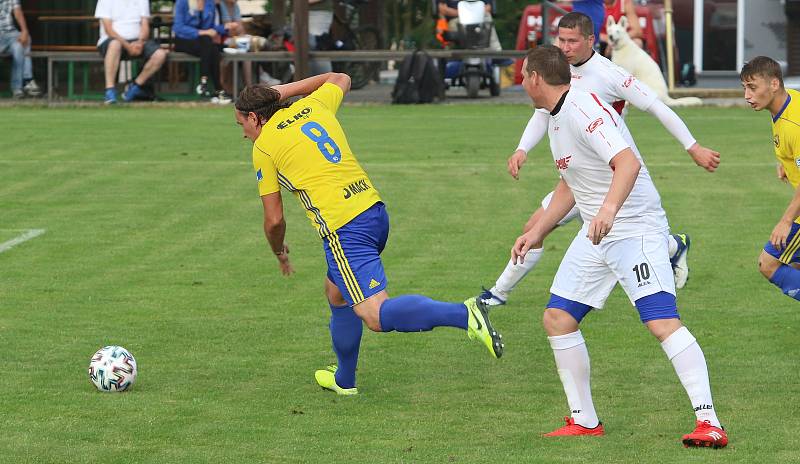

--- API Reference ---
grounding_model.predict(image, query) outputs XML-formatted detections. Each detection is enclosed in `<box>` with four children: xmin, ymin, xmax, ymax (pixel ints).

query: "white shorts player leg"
<box><xmin>548</xmin><ymin>330</ymin><xmax>599</xmax><ymax>428</ymax></box>
<box><xmin>550</xmin><ymin>231</ymin><xmax>675</xmax><ymax>309</ymax></box>
<box><xmin>661</xmin><ymin>326</ymin><xmax>722</xmax><ymax>427</ymax></box>
<box><xmin>548</xmin><ymin>231</ymin><xmax>721</xmax><ymax>429</ymax></box>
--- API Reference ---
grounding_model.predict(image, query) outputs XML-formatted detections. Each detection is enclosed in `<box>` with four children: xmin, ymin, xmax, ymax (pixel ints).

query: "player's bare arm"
<box><xmin>272</xmin><ymin>73</ymin><xmax>352</xmax><ymax>100</ymax></box>
<box><xmin>261</xmin><ymin>191</ymin><xmax>294</xmax><ymax>275</ymax></box>
<box><xmin>513</xmin><ymin>179</ymin><xmax>575</xmax><ymax>263</ymax></box>
<box><xmin>588</xmin><ymin>148</ymin><xmax>640</xmax><ymax>245</ymax></box>
<box><xmin>777</xmin><ymin>163</ymin><xmax>788</xmax><ymax>182</ymax></box>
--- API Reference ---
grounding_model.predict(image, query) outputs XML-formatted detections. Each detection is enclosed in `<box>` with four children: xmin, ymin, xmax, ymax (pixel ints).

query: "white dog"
<box><xmin>606</xmin><ymin>16</ymin><xmax>702</xmax><ymax>107</ymax></box>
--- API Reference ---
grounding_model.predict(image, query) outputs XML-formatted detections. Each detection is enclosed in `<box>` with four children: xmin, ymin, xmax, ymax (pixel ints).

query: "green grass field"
<box><xmin>1</xmin><ymin>102</ymin><xmax>797</xmax><ymax>463</ymax></box>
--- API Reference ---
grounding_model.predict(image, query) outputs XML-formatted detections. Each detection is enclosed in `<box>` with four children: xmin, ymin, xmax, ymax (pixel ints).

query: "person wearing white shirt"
<box><xmin>511</xmin><ymin>45</ymin><xmax>727</xmax><ymax>448</ymax></box>
<box><xmin>478</xmin><ymin>12</ymin><xmax>720</xmax><ymax>306</ymax></box>
<box><xmin>95</xmin><ymin>0</ymin><xmax>167</xmax><ymax>104</ymax></box>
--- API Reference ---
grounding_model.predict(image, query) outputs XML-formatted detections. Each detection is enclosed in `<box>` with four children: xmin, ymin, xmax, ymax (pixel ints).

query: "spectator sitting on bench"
<box><xmin>0</xmin><ymin>0</ymin><xmax>41</xmax><ymax>98</ymax></box>
<box><xmin>173</xmin><ymin>0</ymin><xmax>232</xmax><ymax>104</ymax></box>
<box><xmin>95</xmin><ymin>0</ymin><xmax>168</xmax><ymax>104</ymax></box>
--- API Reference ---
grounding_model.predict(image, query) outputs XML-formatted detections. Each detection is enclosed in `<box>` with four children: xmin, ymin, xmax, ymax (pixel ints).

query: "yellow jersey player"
<box><xmin>233</xmin><ymin>73</ymin><xmax>503</xmax><ymax>395</ymax></box>
<box><xmin>742</xmin><ymin>56</ymin><xmax>800</xmax><ymax>301</ymax></box>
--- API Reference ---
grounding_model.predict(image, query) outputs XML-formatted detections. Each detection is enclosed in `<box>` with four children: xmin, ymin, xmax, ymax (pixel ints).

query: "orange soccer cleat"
<box><xmin>682</xmin><ymin>420</ymin><xmax>728</xmax><ymax>448</ymax></box>
<box><xmin>543</xmin><ymin>417</ymin><xmax>605</xmax><ymax>437</ymax></box>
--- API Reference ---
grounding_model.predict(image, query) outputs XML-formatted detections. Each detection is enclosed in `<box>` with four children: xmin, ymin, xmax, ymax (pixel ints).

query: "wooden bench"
<box><xmin>34</xmin><ymin>50</ymin><xmax>208</xmax><ymax>101</ymax></box>
<box><xmin>28</xmin><ymin>49</ymin><xmax>525</xmax><ymax>102</ymax></box>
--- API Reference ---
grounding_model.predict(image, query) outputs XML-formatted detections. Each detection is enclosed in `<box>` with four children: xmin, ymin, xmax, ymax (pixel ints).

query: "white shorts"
<box><xmin>541</xmin><ymin>191</ymin><xmax>582</xmax><ymax>227</ymax></box>
<box><xmin>550</xmin><ymin>231</ymin><xmax>676</xmax><ymax>309</ymax></box>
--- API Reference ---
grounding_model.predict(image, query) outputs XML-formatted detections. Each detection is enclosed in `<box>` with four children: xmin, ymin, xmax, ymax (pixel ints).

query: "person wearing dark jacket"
<box><xmin>173</xmin><ymin>0</ymin><xmax>231</xmax><ymax>103</ymax></box>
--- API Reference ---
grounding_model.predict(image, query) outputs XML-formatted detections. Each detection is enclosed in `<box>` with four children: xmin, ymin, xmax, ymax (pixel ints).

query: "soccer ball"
<box><xmin>88</xmin><ymin>346</ymin><xmax>137</xmax><ymax>392</ymax></box>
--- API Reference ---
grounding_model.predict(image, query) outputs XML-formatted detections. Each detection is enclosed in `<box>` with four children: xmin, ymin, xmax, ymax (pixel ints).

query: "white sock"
<box><xmin>661</xmin><ymin>326</ymin><xmax>721</xmax><ymax>427</ymax></box>
<box><xmin>667</xmin><ymin>235</ymin><xmax>678</xmax><ymax>258</ymax></box>
<box><xmin>548</xmin><ymin>330</ymin><xmax>599</xmax><ymax>428</ymax></box>
<box><xmin>492</xmin><ymin>248</ymin><xmax>543</xmax><ymax>298</ymax></box>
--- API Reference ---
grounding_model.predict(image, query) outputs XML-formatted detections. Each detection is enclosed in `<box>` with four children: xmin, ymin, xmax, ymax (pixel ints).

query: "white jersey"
<box><xmin>95</xmin><ymin>0</ymin><xmax>150</xmax><ymax>46</ymax></box>
<box><xmin>548</xmin><ymin>88</ymin><xmax>668</xmax><ymax>240</ymax></box>
<box><xmin>522</xmin><ymin>52</ymin><xmax>663</xmax><ymax>152</ymax></box>
<box><xmin>570</xmin><ymin>51</ymin><xmax>658</xmax><ymax>115</ymax></box>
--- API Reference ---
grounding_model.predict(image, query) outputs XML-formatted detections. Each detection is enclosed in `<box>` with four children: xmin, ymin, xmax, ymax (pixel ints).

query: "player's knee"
<box><xmin>758</xmin><ymin>254</ymin><xmax>780</xmax><ymax>280</ymax></box>
<box><xmin>363</xmin><ymin>318</ymin><xmax>381</xmax><ymax>332</ymax></box>
<box><xmin>542</xmin><ymin>308</ymin><xmax>578</xmax><ymax>335</ymax></box>
<box><xmin>355</xmin><ymin>306</ymin><xmax>382</xmax><ymax>332</ymax></box>
<box><xmin>644</xmin><ymin>318</ymin><xmax>683</xmax><ymax>342</ymax></box>
<box><xmin>541</xmin><ymin>310</ymin><xmax>558</xmax><ymax>332</ymax></box>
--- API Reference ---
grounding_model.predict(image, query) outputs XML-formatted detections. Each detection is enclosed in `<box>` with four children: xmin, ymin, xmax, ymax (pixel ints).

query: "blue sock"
<box><xmin>769</xmin><ymin>264</ymin><xmax>800</xmax><ymax>300</ymax></box>
<box><xmin>328</xmin><ymin>304</ymin><xmax>362</xmax><ymax>389</ymax></box>
<box><xmin>378</xmin><ymin>295</ymin><xmax>468</xmax><ymax>332</ymax></box>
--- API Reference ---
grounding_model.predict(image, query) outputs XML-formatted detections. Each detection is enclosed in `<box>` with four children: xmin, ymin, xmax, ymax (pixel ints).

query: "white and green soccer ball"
<box><xmin>88</xmin><ymin>346</ymin><xmax>137</xmax><ymax>392</ymax></box>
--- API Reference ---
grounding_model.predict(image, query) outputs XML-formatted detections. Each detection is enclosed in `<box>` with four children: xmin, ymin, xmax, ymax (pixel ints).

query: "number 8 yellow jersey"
<box><xmin>252</xmin><ymin>83</ymin><xmax>382</xmax><ymax>238</ymax></box>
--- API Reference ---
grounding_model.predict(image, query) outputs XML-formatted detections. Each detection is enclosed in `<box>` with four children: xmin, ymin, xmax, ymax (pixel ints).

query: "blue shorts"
<box><xmin>323</xmin><ymin>202</ymin><xmax>389</xmax><ymax>306</ymax></box>
<box><xmin>764</xmin><ymin>221</ymin><xmax>800</xmax><ymax>265</ymax></box>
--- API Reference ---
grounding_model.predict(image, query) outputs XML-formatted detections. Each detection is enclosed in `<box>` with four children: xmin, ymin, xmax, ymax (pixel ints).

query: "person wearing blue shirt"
<box><xmin>173</xmin><ymin>0</ymin><xmax>231</xmax><ymax>103</ymax></box>
<box><xmin>572</xmin><ymin>0</ymin><xmax>604</xmax><ymax>46</ymax></box>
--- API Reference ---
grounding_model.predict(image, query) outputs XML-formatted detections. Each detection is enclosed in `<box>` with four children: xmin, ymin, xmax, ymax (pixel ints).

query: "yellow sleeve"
<box><xmin>307</xmin><ymin>82</ymin><xmax>344</xmax><ymax>114</ymax></box>
<box><xmin>788</xmin><ymin>127</ymin><xmax>800</xmax><ymax>159</ymax></box>
<box><xmin>252</xmin><ymin>144</ymin><xmax>280</xmax><ymax>196</ymax></box>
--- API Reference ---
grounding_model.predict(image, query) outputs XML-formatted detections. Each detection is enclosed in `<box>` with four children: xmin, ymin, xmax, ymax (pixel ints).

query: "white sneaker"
<box><xmin>479</xmin><ymin>287</ymin><xmax>507</xmax><ymax>306</ymax></box>
<box><xmin>670</xmin><ymin>234</ymin><xmax>691</xmax><ymax>289</ymax></box>
<box><xmin>23</xmin><ymin>80</ymin><xmax>41</xmax><ymax>97</ymax></box>
<box><xmin>211</xmin><ymin>90</ymin><xmax>232</xmax><ymax>104</ymax></box>
<box><xmin>258</xmin><ymin>71</ymin><xmax>281</xmax><ymax>86</ymax></box>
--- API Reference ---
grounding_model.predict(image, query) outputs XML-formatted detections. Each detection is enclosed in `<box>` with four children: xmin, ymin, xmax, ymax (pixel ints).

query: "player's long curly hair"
<box><xmin>235</xmin><ymin>84</ymin><xmax>292</xmax><ymax>125</ymax></box>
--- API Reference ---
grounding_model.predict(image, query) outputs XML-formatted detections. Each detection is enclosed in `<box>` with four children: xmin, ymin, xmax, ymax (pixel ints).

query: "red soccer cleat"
<box><xmin>543</xmin><ymin>417</ymin><xmax>605</xmax><ymax>437</ymax></box>
<box><xmin>682</xmin><ymin>420</ymin><xmax>728</xmax><ymax>448</ymax></box>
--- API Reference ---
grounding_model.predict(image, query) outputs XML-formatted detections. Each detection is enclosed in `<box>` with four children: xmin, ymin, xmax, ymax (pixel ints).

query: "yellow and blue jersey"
<box><xmin>765</xmin><ymin>89</ymin><xmax>800</xmax><ymax>264</ymax></box>
<box><xmin>252</xmin><ymin>83</ymin><xmax>381</xmax><ymax>238</ymax></box>
<box><xmin>772</xmin><ymin>88</ymin><xmax>800</xmax><ymax>190</ymax></box>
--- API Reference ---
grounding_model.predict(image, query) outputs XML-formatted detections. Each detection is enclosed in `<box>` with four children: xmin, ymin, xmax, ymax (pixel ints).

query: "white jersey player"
<box><xmin>478</xmin><ymin>12</ymin><xmax>720</xmax><ymax>306</ymax></box>
<box><xmin>513</xmin><ymin>45</ymin><xmax>727</xmax><ymax>448</ymax></box>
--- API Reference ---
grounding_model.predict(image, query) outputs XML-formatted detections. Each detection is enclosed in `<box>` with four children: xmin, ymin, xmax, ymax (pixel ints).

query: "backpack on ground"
<box><xmin>392</xmin><ymin>50</ymin><xmax>444</xmax><ymax>104</ymax></box>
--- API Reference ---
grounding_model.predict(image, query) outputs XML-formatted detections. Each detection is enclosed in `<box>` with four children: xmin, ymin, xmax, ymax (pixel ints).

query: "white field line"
<box><xmin>0</xmin><ymin>229</ymin><xmax>45</xmax><ymax>254</ymax></box>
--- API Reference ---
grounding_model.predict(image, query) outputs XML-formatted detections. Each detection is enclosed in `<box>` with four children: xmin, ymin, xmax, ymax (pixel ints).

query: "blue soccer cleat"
<box><xmin>123</xmin><ymin>83</ymin><xmax>144</xmax><ymax>102</ymax></box>
<box><xmin>104</xmin><ymin>87</ymin><xmax>117</xmax><ymax>105</ymax></box>
<box><xmin>670</xmin><ymin>234</ymin><xmax>691</xmax><ymax>289</ymax></box>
